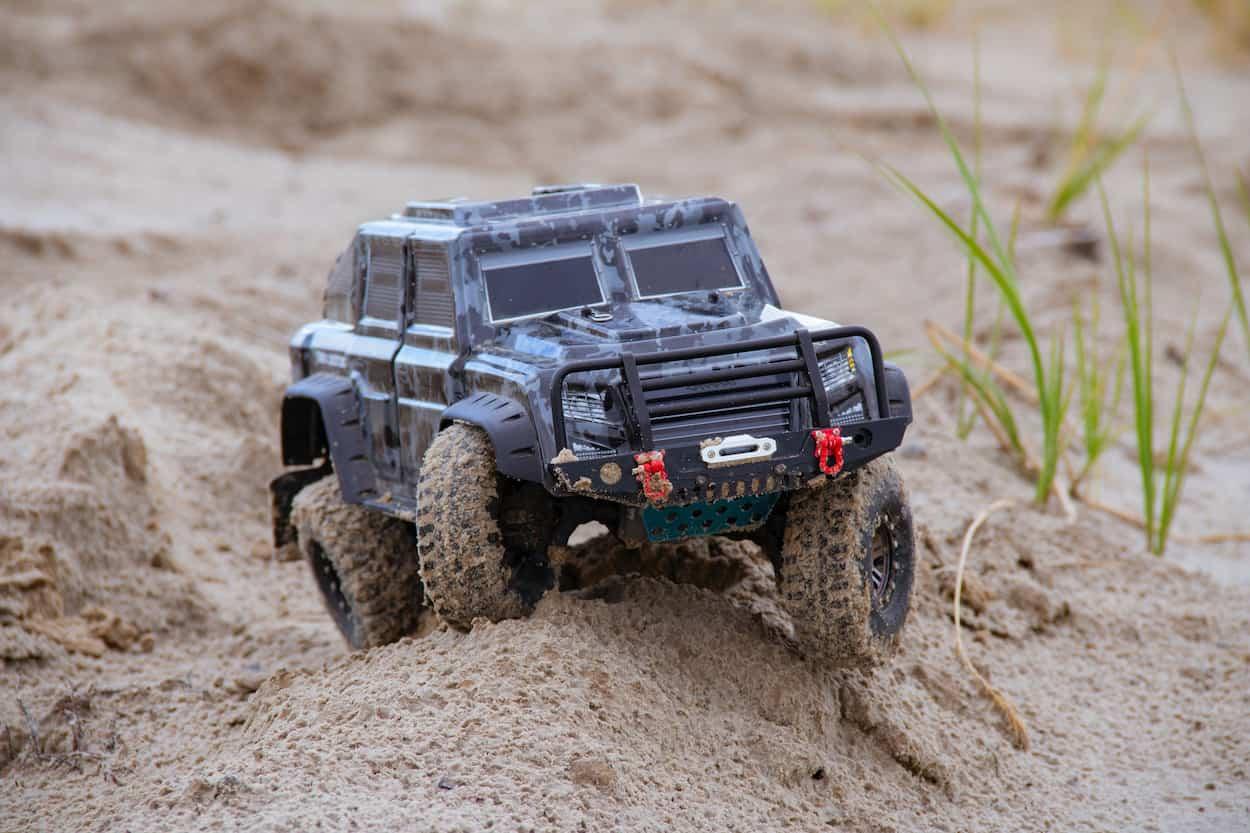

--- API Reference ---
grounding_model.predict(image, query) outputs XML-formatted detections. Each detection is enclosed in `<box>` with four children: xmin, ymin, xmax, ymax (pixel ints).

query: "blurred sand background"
<box><xmin>1</xmin><ymin>1</ymin><xmax>1249</xmax><ymax>830</ymax></box>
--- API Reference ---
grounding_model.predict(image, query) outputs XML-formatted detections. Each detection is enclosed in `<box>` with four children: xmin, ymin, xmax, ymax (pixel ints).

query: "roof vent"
<box><xmin>396</xmin><ymin>184</ymin><xmax>643</xmax><ymax>226</ymax></box>
<box><xmin>531</xmin><ymin>183</ymin><xmax>605</xmax><ymax>195</ymax></box>
<box><xmin>400</xmin><ymin>200</ymin><xmax>464</xmax><ymax>221</ymax></box>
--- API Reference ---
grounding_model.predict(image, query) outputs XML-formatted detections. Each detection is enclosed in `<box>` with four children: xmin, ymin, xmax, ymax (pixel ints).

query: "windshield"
<box><xmin>483</xmin><ymin>253</ymin><xmax>604</xmax><ymax>321</ymax></box>
<box><xmin>626</xmin><ymin>235</ymin><xmax>743</xmax><ymax>298</ymax></box>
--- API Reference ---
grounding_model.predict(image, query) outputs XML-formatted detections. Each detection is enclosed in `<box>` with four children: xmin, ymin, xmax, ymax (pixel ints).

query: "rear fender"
<box><xmin>278</xmin><ymin>373</ymin><xmax>376</xmax><ymax>503</ymax></box>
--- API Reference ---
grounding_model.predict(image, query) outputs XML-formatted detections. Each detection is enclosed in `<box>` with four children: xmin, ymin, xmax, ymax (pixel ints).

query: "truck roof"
<box><xmin>358</xmin><ymin>185</ymin><xmax>736</xmax><ymax>255</ymax></box>
<box><xmin>395</xmin><ymin>183</ymin><xmax>646</xmax><ymax>227</ymax></box>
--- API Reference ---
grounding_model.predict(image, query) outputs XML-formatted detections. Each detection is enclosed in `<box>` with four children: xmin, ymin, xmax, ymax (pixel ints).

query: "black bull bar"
<box><xmin>548</xmin><ymin>326</ymin><xmax>910</xmax><ymax>504</ymax></box>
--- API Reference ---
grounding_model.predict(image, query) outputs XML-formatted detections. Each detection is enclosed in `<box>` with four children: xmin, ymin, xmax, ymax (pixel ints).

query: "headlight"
<box><xmin>818</xmin><ymin>346</ymin><xmax>856</xmax><ymax>391</ymax></box>
<box><xmin>820</xmin><ymin>346</ymin><xmax>866</xmax><ymax>426</ymax></box>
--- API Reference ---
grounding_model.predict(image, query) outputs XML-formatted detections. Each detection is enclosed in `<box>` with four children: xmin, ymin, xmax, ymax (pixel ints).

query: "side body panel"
<box><xmin>350</xmin><ymin>234</ymin><xmax>406</xmax><ymax>489</ymax></box>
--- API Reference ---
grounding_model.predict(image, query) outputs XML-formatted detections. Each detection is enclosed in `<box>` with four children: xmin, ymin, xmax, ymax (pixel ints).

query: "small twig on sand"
<box><xmin>1078</xmin><ymin>496</ymin><xmax>1250</xmax><ymax>544</ymax></box>
<box><xmin>955</xmin><ymin>500</ymin><xmax>1029</xmax><ymax>751</ymax></box>
<box><xmin>1176</xmin><ymin>530</ymin><xmax>1250</xmax><ymax>544</ymax></box>
<box><xmin>969</xmin><ymin>397</ymin><xmax>1020</xmax><ymax>462</ymax></box>
<box><xmin>1079</xmin><ymin>495</ymin><xmax>1146</xmax><ymax>528</ymax></box>
<box><xmin>911</xmin><ymin>367</ymin><xmax>948</xmax><ymax>401</ymax></box>
<box><xmin>926</xmin><ymin>320</ymin><xmax>1038</xmax><ymax>404</ymax></box>
<box><xmin>924</xmin><ymin>321</ymin><xmax>1085</xmax><ymax>520</ymax></box>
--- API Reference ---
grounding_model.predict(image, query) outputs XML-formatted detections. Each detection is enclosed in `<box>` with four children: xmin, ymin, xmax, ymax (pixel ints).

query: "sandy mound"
<box><xmin>2</xmin><ymin>418</ymin><xmax>1247</xmax><ymax>827</ymax></box>
<box><xmin>6</xmin><ymin>428</ymin><xmax>1247</xmax><ymax>831</ymax></box>
<box><xmin>0</xmin><ymin>233</ymin><xmax>288</xmax><ymax>666</ymax></box>
<box><xmin>223</xmin><ymin>580</ymin><xmax>952</xmax><ymax>832</ymax></box>
<box><xmin>0</xmin><ymin>410</ymin><xmax>183</xmax><ymax>658</ymax></box>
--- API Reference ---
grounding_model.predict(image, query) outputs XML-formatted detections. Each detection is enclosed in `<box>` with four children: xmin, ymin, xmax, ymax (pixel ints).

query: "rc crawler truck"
<box><xmin>271</xmin><ymin>184</ymin><xmax>915</xmax><ymax>668</ymax></box>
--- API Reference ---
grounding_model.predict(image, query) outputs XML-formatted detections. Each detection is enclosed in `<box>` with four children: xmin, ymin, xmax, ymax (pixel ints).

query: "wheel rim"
<box><xmin>308</xmin><ymin>540</ymin><xmax>359</xmax><ymax>646</ymax></box>
<box><xmin>497</xmin><ymin>478</ymin><xmax>556</xmax><ymax>607</ymax></box>
<box><xmin>869</xmin><ymin>522</ymin><xmax>895</xmax><ymax>609</ymax></box>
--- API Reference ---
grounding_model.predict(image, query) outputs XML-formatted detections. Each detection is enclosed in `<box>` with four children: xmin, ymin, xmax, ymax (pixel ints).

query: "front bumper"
<box><xmin>550</xmin><ymin>414</ymin><xmax>910</xmax><ymax>507</ymax></box>
<box><xmin>548</xmin><ymin>324</ymin><xmax>911</xmax><ymax>507</ymax></box>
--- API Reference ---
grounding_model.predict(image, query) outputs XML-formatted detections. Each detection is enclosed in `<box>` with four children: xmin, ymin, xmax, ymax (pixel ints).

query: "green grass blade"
<box><xmin>1156</xmin><ymin>305</ymin><xmax>1232</xmax><ymax>552</ymax></box>
<box><xmin>1100</xmin><ymin>175</ymin><xmax>1154</xmax><ymax>544</ymax></box>
<box><xmin>1174</xmin><ymin>54</ymin><xmax>1249</xmax><ymax>362</ymax></box>
<box><xmin>1070</xmin><ymin>61</ymin><xmax>1109</xmax><ymax>163</ymax></box>
<box><xmin>1050</xmin><ymin>60</ymin><xmax>1109</xmax><ymax>214</ymax></box>
<box><xmin>1074</xmin><ymin>296</ymin><xmax>1092</xmax><ymax>453</ymax></box>
<box><xmin>873</xmin><ymin>15</ymin><xmax>1062</xmax><ymax>503</ymax></box>
<box><xmin>877</xmin><ymin>163</ymin><xmax>1033</xmax><ymax>336</ymax></box>
<box><xmin>1073</xmin><ymin>289</ymin><xmax>1129</xmax><ymax>487</ymax></box>
<box><xmin>956</xmin><ymin>34</ymin><xmax>984</xmax><ymax>440</ymax></box>
<box><xmin>872</xmin><ymin>13</ymin><xmax>1016</xmax><ymax>284</ymax></box>
<box><xmin>1047</xmin><ymin>111</ymin><xmax>1151</xmax><ymax>223</ymax></box>
<box><xmin>1075</xmin><ymin>293</ymin><xmax>1102</xmax><ymax>461</ymax></box>
<box><xmin>932</xmin><ymin>339</ymin><xmax>1024</xmax><ymax>456</ymax></box>
<box><xmin>1143</xmin><ymin>157</ymin><xmax>1154</xmax><ymax>444</ymax></box>
<box><xmin>1237</xmin><ymin>169</ymin><xmax>1250</xmax><ymax>226</ymax></box>
<box><xmin>1157</xmin><ymin>306</ymin><xmax>1199</xmax><ymax>551</ymax></box>
<box><xmin>1039</xmin><ymin>330</ymin><xmax>1069</xmax><ymax>495</ymax></box>
<box><xmin>877</xmin><ymin>163</ymin><xmax>1049</xmax><ymax>428</ymax></box>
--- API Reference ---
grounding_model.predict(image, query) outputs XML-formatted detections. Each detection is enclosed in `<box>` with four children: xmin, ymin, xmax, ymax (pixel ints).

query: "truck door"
<box><xmin>393</xmin><ymin>238</ymin><xmax>458</xmax><ymax>486</ymax></box>
<box><xmin>349</xmin><ymin>234</ymin><xmax>405</xmax><ymax>486</ymax></box>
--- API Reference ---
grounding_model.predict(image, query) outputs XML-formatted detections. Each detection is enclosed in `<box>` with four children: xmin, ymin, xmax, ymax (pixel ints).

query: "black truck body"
<box><xmin>277</xmin><ymin>184</ymin><xmax>912</xmax><ymax>546</ymax></box>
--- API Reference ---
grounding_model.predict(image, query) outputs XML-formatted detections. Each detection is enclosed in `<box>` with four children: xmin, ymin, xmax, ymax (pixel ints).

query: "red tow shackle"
<box><xmin>812</xmin><ymin>427</ymin><xmax>845</xmax><ymax>476</ymax></box>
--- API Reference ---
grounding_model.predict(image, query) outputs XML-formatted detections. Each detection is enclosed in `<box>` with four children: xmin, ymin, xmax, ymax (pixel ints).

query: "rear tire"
<box><xmin>776</xmin><ymin>458</ymin><xmax>915</xmax><ymax>669</ymax></box>
<box><xmin>416</xmin><ymin>422</ymin><xmax>556</xmax><ymax>629</ymax></box>
<box><xmin>292</xmin><ymin>476</ymin><xmax>425</xmax><ymax>649</ymax></box>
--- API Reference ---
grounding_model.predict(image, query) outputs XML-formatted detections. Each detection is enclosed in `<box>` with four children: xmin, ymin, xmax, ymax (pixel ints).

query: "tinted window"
<box><xmin>323</xmin><ymin>248</ymin><xmax>356</xmax><ymax>323</ymax></box>
<box><xmin>484</xmin><ymin>255</ymin><xmax>603</xmax><ymax>321</ymax></box>
<box><xmin>627</xmin><ymin>236</ymin><xmax>742</xmax><ymax>297</ymax></box>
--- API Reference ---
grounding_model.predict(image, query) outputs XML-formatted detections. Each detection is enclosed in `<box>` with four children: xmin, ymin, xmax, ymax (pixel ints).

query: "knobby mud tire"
<box><xmin>777</xmin><ymin>458</ymin><xmax>915</xmax><ymax>669</ymax></box>
<box><xmin>292</xmin><ymin>476</ymin><xmax>425</xmax><ymax>650</ymax></box>
<box><xmin>416</xmin><ymin>422</ymin><xmax>536</xmax><ymax>628</ymax></box>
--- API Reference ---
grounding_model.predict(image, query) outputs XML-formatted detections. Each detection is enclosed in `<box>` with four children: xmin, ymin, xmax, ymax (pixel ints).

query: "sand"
<box><xmin>2</xmin><ymin>0</ymin><xmax>1249</xmax><ymax>830</ymax></box>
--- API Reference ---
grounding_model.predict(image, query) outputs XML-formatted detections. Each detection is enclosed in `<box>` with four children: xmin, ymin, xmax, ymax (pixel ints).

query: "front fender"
<box><xmin>439</xmin><ymin>392</ymin><xmax>544</xmax><ymax>483</ymax></box>
<box><xmin>883</xmin><ymin>362</ymin><xmax>912</xmax><ymax>423</ymax></box>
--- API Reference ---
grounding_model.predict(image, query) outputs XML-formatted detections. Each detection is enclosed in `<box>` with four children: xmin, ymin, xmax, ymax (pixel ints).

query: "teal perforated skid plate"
<box><xmin>642</xmin><ymin>493</ymin><xmax>781</xmax><ymax>542</ymax></box>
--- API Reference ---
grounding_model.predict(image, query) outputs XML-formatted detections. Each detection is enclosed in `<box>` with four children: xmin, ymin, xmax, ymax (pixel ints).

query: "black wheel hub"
<box><xmin>497</xmin><ymin>478</ymin><xmax>557</xmax><ymax>608</ymax></box>
<box><xmin>868</xmin><ymin>523</ymin><xmax>896</xmax><ymax>609</ymax></box>
<box><xmin>308</xmin><ymin>540</ymin><xmax>359</xmax><ymax>646</ymax></box>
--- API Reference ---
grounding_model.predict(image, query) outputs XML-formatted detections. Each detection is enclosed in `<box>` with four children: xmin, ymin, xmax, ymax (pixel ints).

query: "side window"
<box><xmin>322</xmin><ymin>246</ymin><xmax>357</xmax><ymax>323</ymax></box>
<box><xmin>410</xmin><ymin>241</ymin><xmax>454</xmax><ymax>329</ymax></box>
<box><xmin>361</xmin><ymin>237</ymin><xmax>404</xmax><ymax>328</ymax></box>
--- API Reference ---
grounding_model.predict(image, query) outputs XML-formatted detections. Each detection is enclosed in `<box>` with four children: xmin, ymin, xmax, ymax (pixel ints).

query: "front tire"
<box><xmin>416</xmin><ymin>423</ymin><xmax>556</xmax><ymax>629</ymax></box>
<box><xmin>291</xmin><ymin>476</ymin><xmax>425</xmax><ymax>650</ymax></box>
<box><xmin>777</xmin><ymin>458</ymin><xmax>915</xmax><ymax>669</ymax></box>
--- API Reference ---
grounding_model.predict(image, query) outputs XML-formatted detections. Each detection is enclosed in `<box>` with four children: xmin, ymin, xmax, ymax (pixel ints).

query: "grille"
<box><xmin>643</xmin><ymin>373</ymin><xmax>796</xmax><ymax>446</ymax></box>
<box><xmin>562</xmin><ymin>390</ymin><xmax>608</xmax><ymax>423</ymax></box>
<box><xmin>551</xmin><ymin>326</ymin><xmax>888</xmax><ymax>453</ymax></box>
